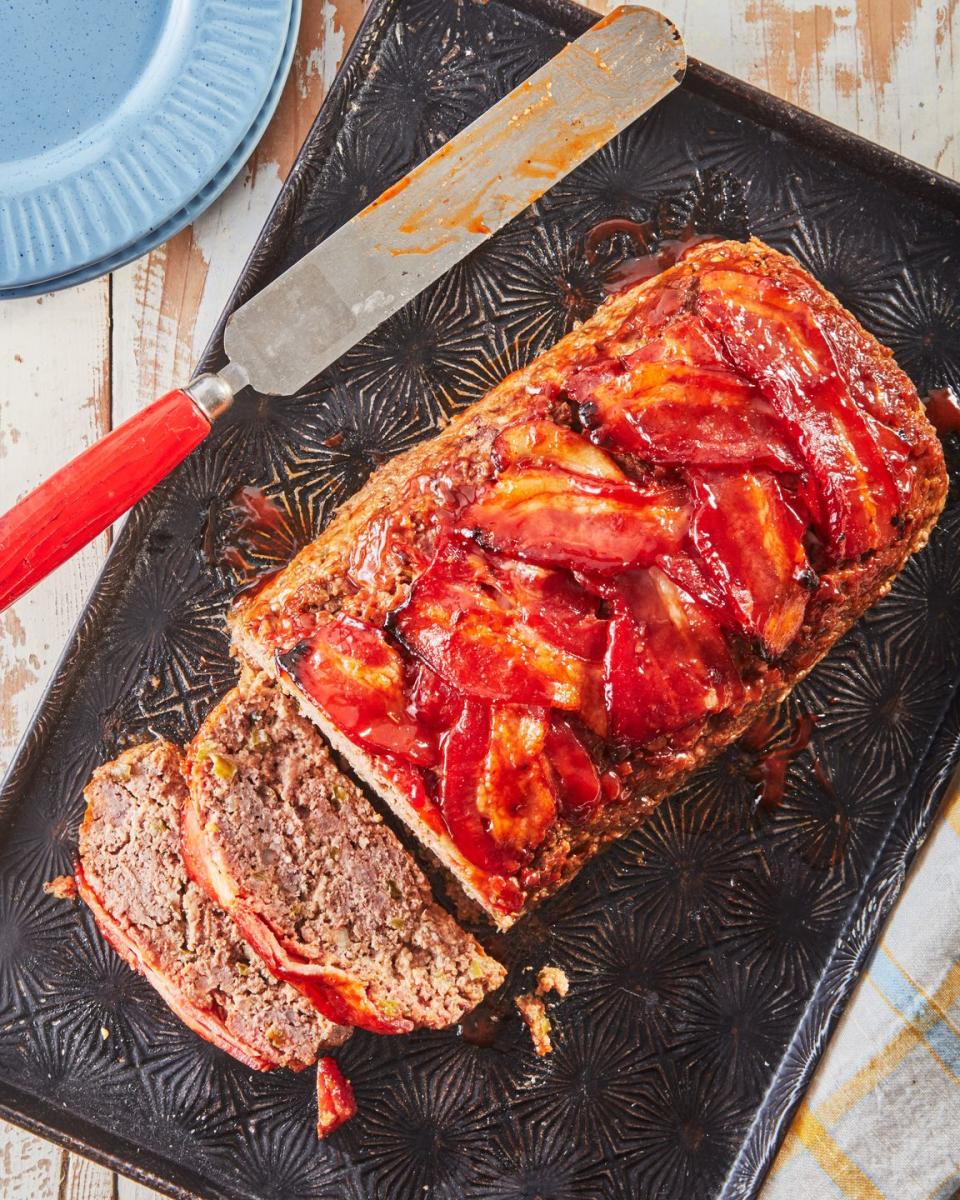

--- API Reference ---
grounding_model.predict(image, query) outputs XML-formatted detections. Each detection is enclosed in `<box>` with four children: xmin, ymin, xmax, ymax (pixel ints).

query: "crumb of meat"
<box><xmin>535</xmin><ymin>966</ymin><xmax>569</xmax><ymax>998</ymax></box>
<box><xmin>516</xmin><ymin>993</ymin><xmax>553</xmax><ymax>1056</ymax></box>
<box><xmin>44</xmin><ymin>874</ymin><xmax>77</xmax><ymax>901</ymax></box>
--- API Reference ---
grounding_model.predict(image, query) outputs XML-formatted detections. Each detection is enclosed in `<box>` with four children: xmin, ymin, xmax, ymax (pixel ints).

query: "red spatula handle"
<box><xmin>0</xmin><ymin>388</ymin><xmax>211</xmax><ymax>612</ymax></box>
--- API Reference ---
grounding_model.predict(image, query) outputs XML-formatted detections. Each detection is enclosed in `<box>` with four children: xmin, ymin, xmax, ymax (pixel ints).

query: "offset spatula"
<box><xmin>0</xmin><ymin>5</ymin><xmax>685</xmax><ymax>612</ymax></box>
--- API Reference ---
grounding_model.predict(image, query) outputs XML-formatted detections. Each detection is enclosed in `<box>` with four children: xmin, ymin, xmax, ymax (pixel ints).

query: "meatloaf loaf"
<box><xmin>182</xmin><ymin>671</ymin><xmax>505</xmax><ymax>1033</ymax></box>
<box><xmin>231</xmin><ymin>237</ymin><xmax>947</xmax><ymax>929</ymax></box>
<box><xmin>76</xmin><ymin>741</ymin><xmax>349</xmax><ymax>1070</ymax></box>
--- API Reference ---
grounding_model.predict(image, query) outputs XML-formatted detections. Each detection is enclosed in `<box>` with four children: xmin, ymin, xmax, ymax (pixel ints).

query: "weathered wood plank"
<box><xmin>0</xmin><ymin>1122</ymin><xmax>65</xmax><ymax>1200</ymax></box>
<box><xmin>115</xmin><ymin>1178</ymin><xmax>160</xmax><ymax>1200</ymax></box>
<box><xmin>604</xmin><ymin>0</ymin><xmax>959</xmax><ymax>178</ymax></box>
<box><xmin>0</xmin><ymin>281</ymin><xmax>111</xmax><ymax>778</ymax></box>
<box><xmin>63</xmin><ymin>1155</ymin><xmax>116</xmax><ymax>1200</ymax></box>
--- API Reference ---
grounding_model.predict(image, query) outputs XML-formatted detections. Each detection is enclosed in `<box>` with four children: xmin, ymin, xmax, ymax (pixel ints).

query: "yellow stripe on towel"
<box><xmin>790</xmin><ymin>1105</ymin><xmax>887</xmax><ymax>1200</ymax></box>
<box><xmin>770</xmin><ymin>959</ymin><xmax>960</xmax><ymax>1176</ymax></box>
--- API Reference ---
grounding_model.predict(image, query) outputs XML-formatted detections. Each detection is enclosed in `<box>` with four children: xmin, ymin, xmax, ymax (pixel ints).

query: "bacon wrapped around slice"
<box><xmin>695</xmin><ymin>265</ymin><xmax>903</xmax><ymax>559</ymax></box>
<box><xmin>390</xmin><ymin>536</ymin><xmax>605</xmax><ymax>722</ymax></box>
<box><xmin>460</xmin><ymin>467</ymin><xmax>689</xmax><ymax>575</ymax></box>
<box><xmin>602</xmin><ymin>567</ymin><xmax>743</xmax><ymax>745</ymax></box>
<box><xmin>570</xmin><ymin>339</ymin><xmax>800</xmax><ymax>475</ymax></box>
<box><xmin>278</xmin><ymin>613</ymin><xmax>437</xmax><ymax>767</ymax></box>
<box><xmin>439</xmin><ymin>700</ymin><xmax>558</xmax><ymax>874</ymax></box>
<box><xmin>688</xmin><ymin>469</ymin><xmax>814</xmax><ymax>656</ymax></box>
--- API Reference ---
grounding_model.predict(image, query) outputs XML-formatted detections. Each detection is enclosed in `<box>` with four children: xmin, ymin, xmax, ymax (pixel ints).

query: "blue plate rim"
<box><xmin>0</xmin><ymin>0</ymin><xmax>298</xmax><ymax>296</ymax></box>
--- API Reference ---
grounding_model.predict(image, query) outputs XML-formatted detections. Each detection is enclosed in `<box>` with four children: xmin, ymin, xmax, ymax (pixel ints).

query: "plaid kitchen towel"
<box><xmin>762</xmin><ymin>784</ymin><xmax>960</xmax><ymax>1200</ymax></box>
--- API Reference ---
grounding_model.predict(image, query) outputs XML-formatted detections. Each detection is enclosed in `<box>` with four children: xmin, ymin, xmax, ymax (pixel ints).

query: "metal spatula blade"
<box><xmin>222</xmin><ymin>4</ymin><xmax>685</xmax><ymax>396</ymax></box>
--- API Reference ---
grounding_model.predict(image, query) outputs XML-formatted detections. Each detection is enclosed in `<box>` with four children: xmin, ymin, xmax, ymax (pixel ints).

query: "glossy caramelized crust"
<box><xmin>231</xmin><ymin>238</ymin><xmax>947</xmax><ymax>928</ymax></box>
<box><xmin>76</xmin><ymin>741</ymin><xmax>349</xmax><ymax>1070</ymax></box>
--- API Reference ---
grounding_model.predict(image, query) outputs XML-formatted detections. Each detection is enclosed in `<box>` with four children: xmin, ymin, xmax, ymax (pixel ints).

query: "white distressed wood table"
<box><xmin>1</xmin><ymin>1</ymin><xmax>957</xmax><ymax>1197</ymax></box>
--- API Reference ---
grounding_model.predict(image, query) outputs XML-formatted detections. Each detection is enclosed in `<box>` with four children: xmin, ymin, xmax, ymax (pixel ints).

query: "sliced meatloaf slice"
<box><xmin>182</xmin><ymin>672</ymin><xmax>505</xmax><ymax>1034</ymax></box>
<box><xmin>76</xmin><ymin>740</ymin><xmax>349</xmax><ymax>1071</ymax></box>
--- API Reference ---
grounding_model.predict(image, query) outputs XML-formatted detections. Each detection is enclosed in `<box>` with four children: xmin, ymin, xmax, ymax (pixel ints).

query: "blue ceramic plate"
<box><xmin>0</xmin><ymin>0</ymin><xmax>302</xmax><ymax>300</ymax></box>
<box><xmin>0</xmin><ymin>0</ymin><xmax>297</xmax><ymax>293</ymax></box>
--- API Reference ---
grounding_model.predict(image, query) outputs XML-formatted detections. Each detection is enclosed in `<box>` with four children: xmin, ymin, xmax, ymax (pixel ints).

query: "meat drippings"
<box><xmin>741</xmin><ymin>707</ymin><xmax>817</xmax><ymax>811</ymax></box>
<box><xmin>585</xmin><ymin>217</ymin><xmax>722</xmax><ymax>292</ymax></box>
<box><xmin>204</xmin><ymin>485</ymin><xmax>289</xmax><ymax>598</ymax></box>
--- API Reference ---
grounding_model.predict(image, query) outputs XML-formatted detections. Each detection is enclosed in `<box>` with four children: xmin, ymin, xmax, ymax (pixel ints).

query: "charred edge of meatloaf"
<box><xmin>186</xmin><ymin>672</ymin><xmax>506</xmax><ymax>1028</ymax></box>
<box><xmin>78</xmin><ymin>740</ymin><xmax>349</xmax><ymax>1069</ymax></box>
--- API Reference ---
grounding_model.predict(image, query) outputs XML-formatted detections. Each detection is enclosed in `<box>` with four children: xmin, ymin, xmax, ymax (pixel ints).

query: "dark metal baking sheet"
<box><xmin>2</xmin><ymin>2</ymin><xmax>960</xmax><ymax>1197</ymax></box>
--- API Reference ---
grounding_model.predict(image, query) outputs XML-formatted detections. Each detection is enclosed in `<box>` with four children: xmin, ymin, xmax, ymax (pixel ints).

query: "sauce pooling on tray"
<box><xmin>205</xmin><ymin>486</ymin><xmax>290</xmax><ymax>597</ymax></box>
<box><xmin>584</xmin><ymin>217</ymin><xmax>722</xmax><ymax>292</ymax></box>
<box><xmin>457</xmin><ymin>1000</ymin><xmax>507</xmax><ymax>1048</ymax></box>
<box><xmin>222</xmin><ymin>486</ymin><xmax>287</xmax><ymax>571</ymax></box>
<box><xmin>741</xmin><ymin>707</ymin><xmax>817</xmax><ymax>811</ymax></box>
